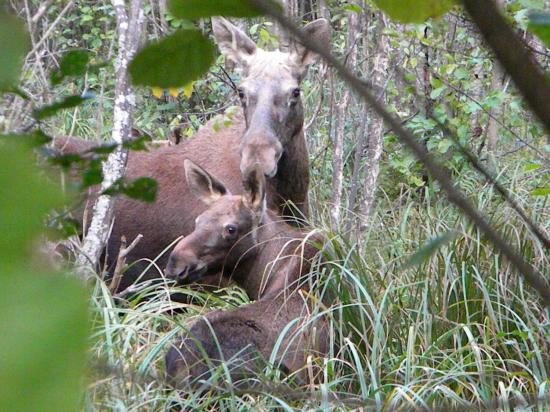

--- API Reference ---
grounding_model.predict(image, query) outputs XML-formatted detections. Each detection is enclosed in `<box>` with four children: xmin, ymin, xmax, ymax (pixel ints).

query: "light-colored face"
<box><xmin>164</xmin><ymin>160</ymin><xmax>265</xmax><ymax>283</ymax></box>
<box><xmin>212</xmin><ymin>17</ymin><xmax>330</xmax><ymax>177</ymax></box>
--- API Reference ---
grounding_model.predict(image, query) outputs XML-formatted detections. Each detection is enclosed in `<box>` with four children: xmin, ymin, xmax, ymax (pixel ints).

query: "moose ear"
<box><xmin>242</xmin><ymin>164</ymin><xmax>266</xmax><ymax>214</ymax></box>
<box><xmin>291</xmin><ymin>18</ymin><xmax>331</xmax><ymax>67</ymax></box>
<box><xmin>184</xmin><ymin>159</ymin><xmax>230</xmax><ymax>205</ymax></box>
<box><xmin>212</xmin><ymin>17</ymin><xmax>257</xmax><ymax>70</ymax></box>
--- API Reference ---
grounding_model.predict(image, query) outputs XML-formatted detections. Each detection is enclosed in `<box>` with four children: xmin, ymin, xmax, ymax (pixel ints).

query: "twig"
<box><xmin>109</xmin><ymin>234</ymin><xmax>143</xmax><ymax>293</ymax></box>
<box><xmin>304</xmin><ymin>64</ymin><xmax>327</xmax><ymax>132</ymax></box>
<box><xmin>31</xmin><ymin>0</ymin><xmax>54</xmax><ymax>24</ymax></box>
<box><xmin>218</xmin><ymin>64</ymin><xmax>239</xmax><ymax>93</ymax></box>
<box><xmin>26</xmin><ymin>1</ymin><xmax>75</xmax><ymax>59</ymax></box>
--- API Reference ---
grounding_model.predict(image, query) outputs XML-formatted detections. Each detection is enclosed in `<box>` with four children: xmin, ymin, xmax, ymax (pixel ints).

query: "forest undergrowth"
<box><xmin>80</xmin><ymin>168</ymin><xmax>549</xmax><ymax>410</ymax></box>
<box><xmin>1</xmin><ymin>1</ymin><xmax>549</xmax><ymax>410</ymax></box>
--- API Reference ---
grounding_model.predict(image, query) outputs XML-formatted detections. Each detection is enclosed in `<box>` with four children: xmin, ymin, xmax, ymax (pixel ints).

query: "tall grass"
<box><xmin>82</xmin><ymin>165</ymin><xmax>549</xmax><ymax>411</ymax></box>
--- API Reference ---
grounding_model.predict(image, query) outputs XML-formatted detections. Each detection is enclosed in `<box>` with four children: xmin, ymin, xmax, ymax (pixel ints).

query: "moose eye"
<box><xmin>225</xmin><ymin>224</ymin><xmax>238</xmax><ymax>237</ymax></box>
<box><xmin>292</xmin><ymin>88</ymin><xmax>301</xmax><ymax>98</ymax></box>
<box><xmin>237</xmin><ymin>88</ymin><xmax>245</xmax><ymax>99</ymax></box>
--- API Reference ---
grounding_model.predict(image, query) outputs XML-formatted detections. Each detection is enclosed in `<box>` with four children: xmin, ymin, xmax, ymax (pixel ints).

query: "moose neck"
<box><xmin>270</xmin><ymin>128</ymin><xmax>310</xmax><ymax>218</ymax></box>
<box><xmin>226</xmin><ymin>210</ymin><xmax>311</xmax><ymax>301</ymax></box>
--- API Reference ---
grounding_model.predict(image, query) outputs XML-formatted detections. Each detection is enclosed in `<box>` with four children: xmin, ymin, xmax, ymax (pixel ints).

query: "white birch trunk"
<box><xmin>345</xmin><ymin>9</ymin><xmax>370</xmax><ymax>234</ymax></box>
<box><xmin>485</xmin><ymin>0</ymin><xmax>504</xmax><ymax>173</ymax></box>
<box><xmin>75</xmin><ymin>0</ymin><xmax>144</xmax><ymax>278</ymax></box>
<box><xmin>330</xmin><ymin>7</ymin><xmax>359</xmax><ymax>230</ymax></box>
<box><xmin>486</xmin><ymin>69</ymin><xmax>502</xmax><ymax>173</ymax></box>
<box><xmin>359</xmin><ymin>13</ymin><xmax>388</xmax><ymax>227</ymax></box>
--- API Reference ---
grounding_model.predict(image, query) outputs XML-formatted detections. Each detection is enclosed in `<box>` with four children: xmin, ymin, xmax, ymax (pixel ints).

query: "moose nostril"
<box><xmin>186</xmin><ymin>263</ymin><xmax>197</xmax><ymax>275</ymax></box>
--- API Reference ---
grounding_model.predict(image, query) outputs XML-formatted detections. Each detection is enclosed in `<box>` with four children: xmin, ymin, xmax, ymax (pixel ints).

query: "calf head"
<box><xmin>212</xmin><ymin>17</ymin><xmax>330</xmax><ymax>178</ymax></box>
<box><xmin>164</xmin><ymin>160</ymin><xmax>266</xmax><ymax>283</ymax></box>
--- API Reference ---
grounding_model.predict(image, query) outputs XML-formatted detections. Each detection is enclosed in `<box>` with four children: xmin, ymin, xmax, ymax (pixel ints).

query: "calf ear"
<box><xmin>212</xmin><ymin>17</ymin><xmax>257</xmax><ymax>71</ymax></box>
<box><xmin>242</xmin><ymin>164</ymin><xmax>266</xmax><ymax>215</ymax></box>
<box><xmin>184</xmin><ymin>159</ymin><xmax>230</xmax><ymax>205</ymax></box>
<box><xmin>291</xmin><ymin>18</ymin><xmax>331</xmax><ymax>67</ymax></box>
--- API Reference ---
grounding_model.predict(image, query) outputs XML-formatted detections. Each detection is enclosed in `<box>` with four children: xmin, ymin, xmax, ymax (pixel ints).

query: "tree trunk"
<box><xmin>485</xmin><ymin>0</ymin><xmax>504</xmax><ymax>173</ymax></box>
<box><xmin>317</xmin><ymin>0</ymin><xmax>329</xmax><ymax>20</ymax></box>
<box><xmin>359</xmin><ymin>13</ymin><xmax>389</xmax><ymax>226</ymax></box>
<box><xmin>485</xmin><ymin>68</ymin><xmax>502</xmax><ymax>172</ymax></box>
<box><xmin>345</xmin><ymin>9</ymin><xmax>370</xmax><ymax>234</ymax></box>
<box><xmin>75</xmin><ymin>0</ymin><xmax>144</xmax><ymax>278</ymax></box>
<box><xmin>330</xmin><ymin>7</ymin><xmax>359</xmax><ymax>229</ymax></box>
<box><xmin>158</xmin><ymin>0</ymin><xmax>169</xmax><ymax>34</ymax></box>
<box><xmin>275</xmin><ymin>0</ymin><xmax>298</xmax><ymax>51</ymax></box>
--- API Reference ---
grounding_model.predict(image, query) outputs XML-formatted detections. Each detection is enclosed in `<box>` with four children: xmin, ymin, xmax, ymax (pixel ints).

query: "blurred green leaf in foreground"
<box><xmin>0</xmin><ymin>138</ymin><xmax>90</xmax><ymax>412</ymax></box>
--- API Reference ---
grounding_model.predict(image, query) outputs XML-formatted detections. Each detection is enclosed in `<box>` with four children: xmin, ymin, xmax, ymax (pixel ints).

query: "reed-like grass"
<box><xmin>81</xmin><ymin>165</ymin><xmax>549</xmax><ymax>411</ymax></box>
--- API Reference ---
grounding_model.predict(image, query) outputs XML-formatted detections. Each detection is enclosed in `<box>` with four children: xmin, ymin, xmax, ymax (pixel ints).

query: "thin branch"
<box><xmin>304</xmin><ymin>63</ymin><xmax>327</xmax><ymax>132</ymax></box>
<box><xmin>109</xmin><ymin>234</ymin><xmax>143</xmax><ymax>293</ymax></box>
<box><xmin>31</xmin><ymin>0</ymin><xmax>54</xmax><ymax>24</ymax></box>
<box><xmin>26</xmin><ymin>1</ymin><xmax>75</xmax><ymax>59</ymax></box>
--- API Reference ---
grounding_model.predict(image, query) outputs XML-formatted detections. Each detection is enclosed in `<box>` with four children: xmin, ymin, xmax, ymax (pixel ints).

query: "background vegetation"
<box><xmin>0</xmin><ymin>0</ymin><xmax>548</xmax><ymax>410</ymax></box>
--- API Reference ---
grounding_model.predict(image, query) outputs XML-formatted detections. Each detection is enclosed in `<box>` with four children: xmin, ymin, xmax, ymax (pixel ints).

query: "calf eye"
<box><xmin>292</xmin><ymin>88</ymin><xmax>301</xmax><ymax>98</ymax></box>
<box><xmin>237</xmin><ymin>88</ymin><xmax>245</xmax><ymax>99</ymax></box>
<box><xmin>225</xmin><ymin>224</ymin><xmax>238</xmax><ymax>237</ymax></box>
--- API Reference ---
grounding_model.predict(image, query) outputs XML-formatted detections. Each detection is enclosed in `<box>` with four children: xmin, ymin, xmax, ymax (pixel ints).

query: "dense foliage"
<box><xmin>0</xmin><ymin>0</ymin><xmax>548</xmax><ymax>410</ymax></box>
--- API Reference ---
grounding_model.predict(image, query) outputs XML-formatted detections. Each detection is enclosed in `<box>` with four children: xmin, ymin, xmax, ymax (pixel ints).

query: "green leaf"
<box><xmin>530</xmin><ymin>187</ymin><xmax>550</xmax><ymax>196</ymax></box>
<box><xmin>454</xmin><ymin>67</ymin><xmax>468</xmax><ymax>80</ymax></box>
<box><xmin>0</xmin><ymin>273</ymin><xmax>89</xmax><ymax>412</ymax></box>
<box><xmin>523</xmin><ymin>163</ymin><xmax>541</xmax><ymax>172</ymax></box>
<box><xmin>103</xmin><ymin>177</ymin><xmax>158</xmax><ymax>202</ymax></box>
<box><xmin>129</xmin><ymin>29</ymin><xmax>215</xmax><ymax>88</ymax></box>
<box><xmin>89</xmin><ymin>142</ymin><xmax>118</xmax><ymax>155</ymax></box>
<box><xmin>437</xmin><ymin>138</ymin><xmax>453</xmax><ymax>153</ymax></box>
<box><xmin>373</xmin><ymin>0</ymin><xmax>456</xmax><ymax>23</ymax></box>
<box><xmin>343</xmin><ymin>4</ymin><xmax>363</xmax><ymax>13</ymax></box>
<box><xmin>0</xmin><ymin>138</ymin><xmax>88</xmax><ymax>412</ymax></box>
<box><xmin>81</xmin><ymin>158</ymin><xmax>104</xmax><ymax>187</ymax></box>
<box><xmin>430</xmin><ymin>86</ymin><xmax>446</xmax><ymax>99</ymax></box>
<box><xmin>0</xmin><ymin>138</ymin><xmax>65</xmax><ymax>268</ymax></box>
<box><xmin>34</xmin><ymin>94</ymin><xmax>93</xmax><ymax>120</ymax></box>
<box><xmin>169</xmin><ymin>0</ymin><xmax>266</xmax><ymax>19</ymax></box>
<box><xmin>123</xmin><ymin>135</ymin><xmax>153</xmax><ymax>151</ymax></box>
<box><xmin>123</xmin><ymin>177</ymin><xmax>158</xmax><ymax>202</ymax></box>
<box><xmin>402</xmin><ymin>231</ymin><xmax>457</xmax><ymax>268</ymax></box>
<box><xmin>528</xmin><ymin>11</ymin><xmax>550</xmax><ymax>48</ymax></box>
<box><xmin>0</xmin><ymin>14</ymin><xmax>30</xmax><ymax>88</ymax></box>
<box><xmin>51</xmin><ymin>50</ymin><xmax>91</xmax><ymax>85</ymax></box>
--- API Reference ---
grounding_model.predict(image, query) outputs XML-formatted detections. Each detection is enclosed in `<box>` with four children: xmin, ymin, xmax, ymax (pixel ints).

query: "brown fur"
<box><xmin>50</xmin><ymin>18</ymin><xmax>330</xmax><ymax>292</ymax></box>
<box><xmin>164</xmin><ymin>162</ymin><xmax>327</xmax><ymax>388</ymax></box>
<box><xmin>166</xmin><ymin>292</ymin><xmax>328</xmax><ymax>388</ymax></box>
<box><xmin>52</xmin><ymin>111</ymin><xmax>308</xmax><ymax>290</ymax></box>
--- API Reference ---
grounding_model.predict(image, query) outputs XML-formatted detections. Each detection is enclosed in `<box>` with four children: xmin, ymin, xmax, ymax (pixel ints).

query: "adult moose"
<box><xmin>56</xmin><ymin>18</ymin><xmax>330</xmax><ymax>290</ymax></box>
<box><xmin>164</xmin><ymin>160</ymin><xmax>328</xmax><ymax>387</ymax></box>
